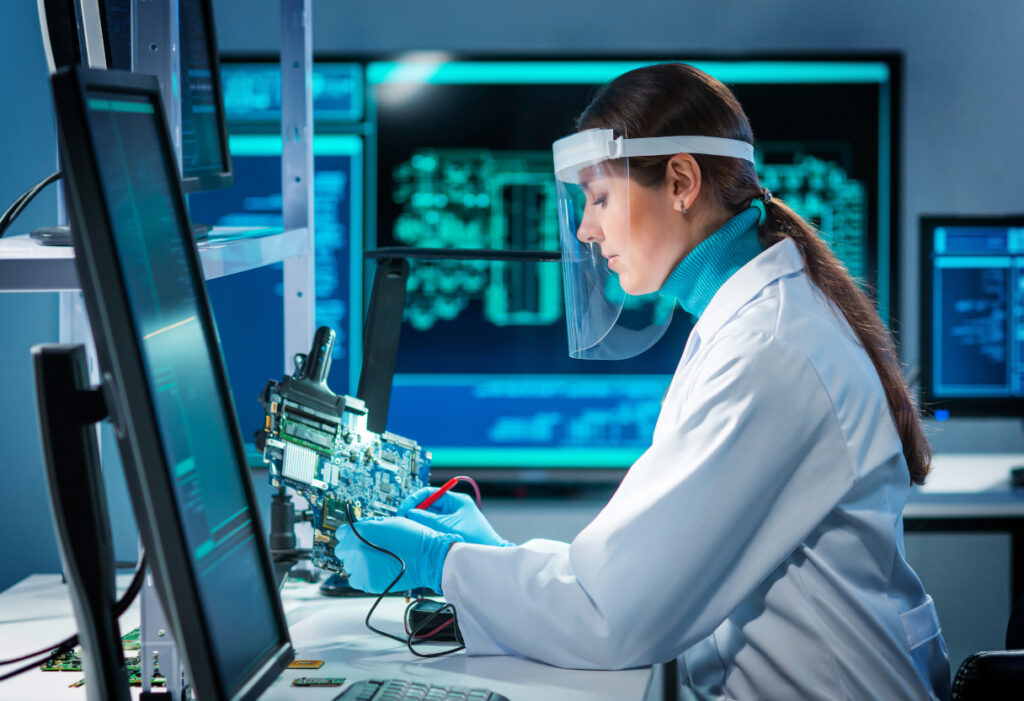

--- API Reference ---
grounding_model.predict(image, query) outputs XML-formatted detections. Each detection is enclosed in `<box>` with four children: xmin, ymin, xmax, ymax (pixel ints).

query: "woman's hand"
<box><xmin>399</xmin><ymin>487</ymin><xmax>513</xmax><ymax>548</ymax></box>
<box><xmin>334</xmin><ymin>517</ymin><xmax>463</xmax><ymax>594</ymax></box>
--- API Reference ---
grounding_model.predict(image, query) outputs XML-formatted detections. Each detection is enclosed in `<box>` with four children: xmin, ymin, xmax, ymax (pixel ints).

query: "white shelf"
<box><xmin>198</xmin><ymin>226</ymin><xmax>307</xmax><ymax>279</ymax></box>
<box><xmin>0</xmin><ymin>226</ymin><xmax>308</xmax><ymax>292</ymax></box>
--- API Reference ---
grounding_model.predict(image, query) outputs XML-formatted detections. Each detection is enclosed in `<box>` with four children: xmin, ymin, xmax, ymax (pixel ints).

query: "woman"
<box><xmin>337</xmin><ymin>63</ymin><xmax>951</xmax><ymax>700</ymax></box>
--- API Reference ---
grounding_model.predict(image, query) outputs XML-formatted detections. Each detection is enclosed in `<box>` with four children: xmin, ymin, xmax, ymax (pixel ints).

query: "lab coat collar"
<box><xmin>690</xmin><ymin>237</ymin><xmax>805</xmax><ymax>344</ymax></box>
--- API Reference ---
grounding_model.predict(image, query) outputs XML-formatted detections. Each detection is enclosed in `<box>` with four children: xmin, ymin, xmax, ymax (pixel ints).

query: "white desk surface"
<box><xmin>0</xmin><ymin>574</ymin><xmax>651</xmax><ymax>701</ymax></box>
<box><xmin>905</xmin><ymin>453</ymin><xmax>1024</xmax><ymax>518</ymax></box>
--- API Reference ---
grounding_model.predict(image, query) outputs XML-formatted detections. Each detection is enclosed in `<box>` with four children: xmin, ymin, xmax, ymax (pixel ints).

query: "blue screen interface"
<box><xmin>220</xmin><ymin>62</ymin><xmax>363</xmax><ymax>123</ymax></box>
<box><xmin>191</xmin><ymin>134</ymin><xmax>362</xmax><ymax>441</ymax></box>
<box><xmin>85</xmin><ymin>91</ymin><xmax>283</xmax><ymax>693</ymax></box>
<box><xmin>929</xmin><ymin>225</ymin><xmax>1024</xmax><ymax>398</ymax></box>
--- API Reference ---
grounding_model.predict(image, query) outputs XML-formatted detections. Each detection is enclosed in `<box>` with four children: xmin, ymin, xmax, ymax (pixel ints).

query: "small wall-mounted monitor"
<box><xmin>920</xmin><ymin>215</ymin><xmax>1024</xmax><ymax>418</ymax></box>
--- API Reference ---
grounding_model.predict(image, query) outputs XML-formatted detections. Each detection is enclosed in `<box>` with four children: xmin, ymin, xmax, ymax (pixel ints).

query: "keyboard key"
<box><xmin>333</xmin><ymin>678</ymin><xmax>510</xmax><ymax>701</ymax></box>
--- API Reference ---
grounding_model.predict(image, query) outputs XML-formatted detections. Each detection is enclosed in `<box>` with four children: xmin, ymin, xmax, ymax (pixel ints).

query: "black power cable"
<box><xmin>0</xmin><ymin>170</ymin><xmax>63</xmax><ymax>239</ymax></box>
<box><xmin>344</xmin><ymin>505</ymin><xmax>465</xmax><ymax>658</ymax></box>
<box><xmin>0</xmin><ymin>550</ymin><xmax>147</xmax><ymax>682</ymax></box>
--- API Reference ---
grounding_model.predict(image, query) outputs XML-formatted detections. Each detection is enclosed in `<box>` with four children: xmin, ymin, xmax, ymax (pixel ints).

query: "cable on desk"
<box><xmin>0</xmin><ymin>549</ymin><xmax>147</xmax><ymax>681</ymax></box>
<box><xmin>0</xmin><ymin>170</ymin><xmax>62</xmax><ymax>239</ymax></box>
<box><xmin>344</xmin><ymin>504</ymin><xmax>465</xmax><ymax>658</ymax></box>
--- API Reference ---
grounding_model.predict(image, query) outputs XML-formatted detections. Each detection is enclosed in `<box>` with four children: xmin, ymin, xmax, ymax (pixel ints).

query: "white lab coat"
<box><xmin>441</xmin><ymin>238</ymin><xmax>951</xmax><ymax>700</ymax></box>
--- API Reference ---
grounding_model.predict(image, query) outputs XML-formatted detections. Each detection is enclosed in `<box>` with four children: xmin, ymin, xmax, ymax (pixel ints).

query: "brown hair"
<box><xmin>579</xmin><ymin>63</ymin><xmax>929</xmax><ymax>485</ymax></box>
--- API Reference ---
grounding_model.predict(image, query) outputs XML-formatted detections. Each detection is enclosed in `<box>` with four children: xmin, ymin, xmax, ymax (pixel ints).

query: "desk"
<box><xmin>0</xmin><ymin>575</ymin><xmax>652</xmax><ymax>701</ymax></box>
<box><xmin>906</xmin><ymin>454</ymin><xmax>1024</xmax><ymax>601</ymax></box>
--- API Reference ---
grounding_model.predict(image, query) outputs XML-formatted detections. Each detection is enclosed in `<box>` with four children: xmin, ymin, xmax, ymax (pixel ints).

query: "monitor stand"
<box><xmin>139</xmin><ymin>574</ymin><xmax>186</xmax><ymax>700</ymax></box>
<box><xmin>34</xmin><ymin>344</ymin><xmax>188</xmax><ymax>700</ymax></box>
<box><xmin>32</xmin><ymin>344</ymin><xmax>131</xmax><ymax>701</ymax></box>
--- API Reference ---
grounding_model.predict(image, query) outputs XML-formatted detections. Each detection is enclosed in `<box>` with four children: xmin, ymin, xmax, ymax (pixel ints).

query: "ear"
<box><xmin>664</xmin><ymin>154</ymin><xmax>702</xmax><ymax>212</ymax></box>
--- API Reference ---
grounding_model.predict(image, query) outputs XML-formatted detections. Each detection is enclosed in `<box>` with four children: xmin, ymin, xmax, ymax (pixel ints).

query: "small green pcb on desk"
<box><xmin>292</xmin><ymin>676</ymin><xmax>347</xmax><ymax>687</ymax></box>
<box><xmin>121</xmin><ymin>627</ymin><xmax>141</xmax><ymax>650</ymax></box>
<box><xmin>41</xmin><ymin>649</ymin><xmax>81</xmax><ymax>672</ymax></box>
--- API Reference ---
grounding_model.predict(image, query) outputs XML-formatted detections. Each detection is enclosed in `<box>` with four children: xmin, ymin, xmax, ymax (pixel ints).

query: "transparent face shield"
<box><xmin>553</xmin><ymin>128</ymin><xmax>757</xmax><ymax>360</ymax></box>
<box><xmin>556</xmin><ymin>155</ymin><xmax>674</xmax><ymax>360</ymax></box>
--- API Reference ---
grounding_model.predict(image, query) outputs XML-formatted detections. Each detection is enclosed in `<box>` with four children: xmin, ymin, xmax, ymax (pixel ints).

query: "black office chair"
<box><xmin>951</xmin><ymin>598</ymin><xmax>1024</xmax><ymax>699</ymax></box>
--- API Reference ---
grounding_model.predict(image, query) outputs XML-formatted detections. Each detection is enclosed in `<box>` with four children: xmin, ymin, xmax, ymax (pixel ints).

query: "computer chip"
<box><xmin>288</xmin><ymin>659</ymin><xmax>325</xmax><ymax>669</ymax></box>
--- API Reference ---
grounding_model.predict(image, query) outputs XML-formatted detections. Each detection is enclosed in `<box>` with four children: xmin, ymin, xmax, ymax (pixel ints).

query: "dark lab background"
<box><xmin>2</xmin><ymin>0</ymin><xmax>1022</xmax><ymax>675</ymax></box>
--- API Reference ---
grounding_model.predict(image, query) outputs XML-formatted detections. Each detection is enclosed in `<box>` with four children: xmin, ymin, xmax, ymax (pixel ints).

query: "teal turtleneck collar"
<box><xmin>659</xmin><ymin>206</ymin><xmax>764</xmax><ymax>318</ymax></box>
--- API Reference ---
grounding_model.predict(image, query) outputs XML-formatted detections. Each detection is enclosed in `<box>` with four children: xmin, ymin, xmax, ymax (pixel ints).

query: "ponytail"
<box><xmin>759</xmin><ymin>197</ymin><xmax>930</xmax><ymax>485</ymax></box>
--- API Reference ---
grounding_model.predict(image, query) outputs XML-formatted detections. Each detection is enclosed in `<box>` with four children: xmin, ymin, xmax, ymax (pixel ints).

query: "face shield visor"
<box><xmin>553</xmin><ymin>128</ymin><xmax>756</xmax><ymax>360</ymax></box>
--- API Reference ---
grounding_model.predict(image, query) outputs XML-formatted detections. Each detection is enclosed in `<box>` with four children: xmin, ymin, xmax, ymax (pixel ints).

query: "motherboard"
<box><xmin>258</xmin><ymin>327</ymin><xmax>431</xmax><ymax>574</ymax></box>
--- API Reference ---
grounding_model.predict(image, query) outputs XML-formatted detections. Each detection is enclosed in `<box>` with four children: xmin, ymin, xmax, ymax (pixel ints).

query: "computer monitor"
<box><xmin>38</xmin><ymin>1</ymin><xmax>122</xmax><ymax>73</ymax></box>
<box><xmin>178</xmin><ymin>0</ymin><xmax>233</xmax><ymax>193</ymax></box>
<box><xmin>220</xmin><ymin>59</ymin><xmax>363</xmax><ymax>125</ymax></box>
<box><xmin>920</xmin><ymin>215</ymin><xmax>1024</xmax><ymax>418</ymax></box>
<box><xmin>38</xmin><ymin>0</ymin><xmax>232</xmax><ymax>193</ymax></box>
<box><xmin>363</xmin><ymin>55</ymin><xmax>900</xmax><ymax>475</ymax></box>
<box><xmin>51</xmin><ymin>65</ymin><xmax>293</xmax><ymax>699</ymax></box>
<box><xmin>97</xmin><ymin>0</ymin><xmax>131</xmax><ymax>70</ymax></box>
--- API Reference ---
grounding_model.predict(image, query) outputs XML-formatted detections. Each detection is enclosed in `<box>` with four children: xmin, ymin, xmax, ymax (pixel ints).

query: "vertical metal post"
<box><xmin>131</xmin><ymin>5</ymin><xmax>186</xmax><ymax>697</ymax></box>
<box><xmin>132</xmin><ymin>0</ymin><xmax>182</xmax><ymax>169</ymax></box>
<box><xmin>281</xmin><ymin>0</ymin><xmax>315</xmax><ymax>374</ymax></box>
<box><xmin>76</xmin><ymin>0</ymin><xmax>109</xmax><ymax>68</ymax></box>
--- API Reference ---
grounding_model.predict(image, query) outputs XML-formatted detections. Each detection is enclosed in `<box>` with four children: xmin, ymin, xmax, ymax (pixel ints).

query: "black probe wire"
<box><xmin>0</xmin><ymin>170</ymin><xmax>63</xmax><ymax>238</ymax></box>
<box><xmin>344</xmin><ymin>505</ymin><xmax>465</xmax><ymax>658</ymax></box>
<box><xmin>0</xmin><ymin>551</ymin><xmax>148</xmax><ymax>683</ymax></box>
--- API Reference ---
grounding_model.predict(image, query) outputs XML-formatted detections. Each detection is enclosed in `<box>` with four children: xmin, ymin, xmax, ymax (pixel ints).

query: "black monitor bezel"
<box><xmin>179</xmin><ymin>0</ymin><xmax>233</xmax><ymax>194</ymax></box>
<box><xmin>50</xmin><ymin>65</ymin><xmax>292</xmax><ymax>700</ymax></box>
<box><xmin>920</xmin><ymin>214</ymin><xmax>1024</xmax><ymax>417</ymax></box>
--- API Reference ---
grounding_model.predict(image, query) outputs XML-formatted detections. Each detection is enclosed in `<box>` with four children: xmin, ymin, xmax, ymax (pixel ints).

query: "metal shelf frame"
<box><xmin>1</xmin><ymin>0</ymin><xmax>316</xmax><ymax>376</ymax></box>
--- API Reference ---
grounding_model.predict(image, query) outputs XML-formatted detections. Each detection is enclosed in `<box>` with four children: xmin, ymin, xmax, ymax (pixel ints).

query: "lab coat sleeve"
<box><xmin>441</xmin><ymin>331</ymin><xmax>859</xmax><ymax>669</ymax></box>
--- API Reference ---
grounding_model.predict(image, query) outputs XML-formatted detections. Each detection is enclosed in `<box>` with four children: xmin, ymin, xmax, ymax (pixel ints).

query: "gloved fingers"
<box><xmin>397</xmin><ymin>487</ymin><xmax>436</xmax><ymax>516</ymax></box>
<box><xmin>397</xmin><ymin>486</ymin><xmax>473</xmax><ymax>516</ymax></box>
<box><xmin>405</xmin><ymin>508</ymin><xmax>448</xmax><ymax>532</ymax></box>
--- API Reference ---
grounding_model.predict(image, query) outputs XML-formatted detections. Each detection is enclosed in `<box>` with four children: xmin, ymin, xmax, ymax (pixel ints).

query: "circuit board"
<box><xmin>259</xmin><ymin>327</ymin><xmax>431</xmax><ymax>575</ymax></box>
<box><xmin>42</xmin><ymin>628</ymin><xmax>167</xmax><ymax>688</ymax></box>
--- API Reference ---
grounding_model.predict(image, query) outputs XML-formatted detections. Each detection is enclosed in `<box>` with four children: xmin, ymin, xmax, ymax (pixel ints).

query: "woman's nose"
<box><xmin>577</xmin><ymin>206</ymin><xmax>602</xmax><ymax>243</ymax></box>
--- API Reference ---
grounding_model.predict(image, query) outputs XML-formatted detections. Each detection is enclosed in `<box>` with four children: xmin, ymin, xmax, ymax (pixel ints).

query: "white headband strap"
<box><xmin>619</xmin><ymin>135</ymin><xmax>754</xmax><ymax>163</ymax></box>
<box><xmin>553</xmin><ymin>128</ymin><xmax>755</xmax><ymax>182</ymax></box>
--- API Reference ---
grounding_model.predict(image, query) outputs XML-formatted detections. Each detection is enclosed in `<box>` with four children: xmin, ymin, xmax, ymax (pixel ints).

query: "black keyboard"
<box><xmin>333</xmin><ymin>678</ymin><xmax>510</xmax><ymax>701</ymax></box>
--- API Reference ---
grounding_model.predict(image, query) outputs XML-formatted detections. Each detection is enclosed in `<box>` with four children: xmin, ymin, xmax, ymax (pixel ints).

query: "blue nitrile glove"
<box><xmin>398</xmin><ymin>487</ymin><xmax>513</xmax><ymax>548</ymax></box>
<box><xmin>334</xmin><ymin>517</ymin><xmax>463</xmax><ymax>594</ymax></box>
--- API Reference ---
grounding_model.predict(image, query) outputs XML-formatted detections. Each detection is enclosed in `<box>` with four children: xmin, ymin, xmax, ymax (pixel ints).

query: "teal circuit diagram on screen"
<box><xmin>390</xmin><ymin>145</ymin><xmax>869</xmax><ymax>333</ymax></box>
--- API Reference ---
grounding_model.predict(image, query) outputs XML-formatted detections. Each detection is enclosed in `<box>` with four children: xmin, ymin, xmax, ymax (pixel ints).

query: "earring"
<box><xmin>679</xmin><ymin>201</ymin><xmax>688</xmax><ymax>215</ymax></box>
